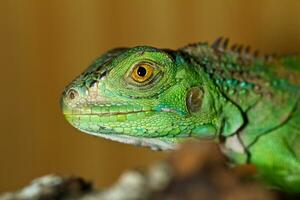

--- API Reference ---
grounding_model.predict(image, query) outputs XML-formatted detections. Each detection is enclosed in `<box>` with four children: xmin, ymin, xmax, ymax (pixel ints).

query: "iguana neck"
<box><xmin>180</xmin><ymin>42</ymin><xmax>300</xmax><ymax>149</ymax></box>
<box><xmin>179</xmin><ymin>43</ymin><xmax>264</xmax><ymax>112</ymax></box>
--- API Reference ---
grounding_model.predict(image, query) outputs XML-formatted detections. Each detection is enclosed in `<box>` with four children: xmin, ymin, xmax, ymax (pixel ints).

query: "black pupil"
<box><xmin>137</xmin><ymin>66</ymin><xmax>147</xmax><ymax>77</ymax></box>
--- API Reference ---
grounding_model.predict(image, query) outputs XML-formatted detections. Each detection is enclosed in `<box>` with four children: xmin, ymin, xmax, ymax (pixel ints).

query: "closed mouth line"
<box><xmin>66</xmin><ymin>110</ymin><xmax>153</xmax><ymax>116</ymax></box>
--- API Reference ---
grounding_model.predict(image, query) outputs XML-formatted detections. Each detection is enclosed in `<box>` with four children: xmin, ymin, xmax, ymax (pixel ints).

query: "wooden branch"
<box><xmin>0</xmin><ymin>142</ymin><xmax>298</xmax><ymax>200</ymax></box>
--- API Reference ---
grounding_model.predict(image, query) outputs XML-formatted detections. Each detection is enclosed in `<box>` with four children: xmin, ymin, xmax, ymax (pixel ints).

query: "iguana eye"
<box><xmin>131</xmin><ymin>62</ymin><xmax>154</xmax><ymax>83</ymax></box>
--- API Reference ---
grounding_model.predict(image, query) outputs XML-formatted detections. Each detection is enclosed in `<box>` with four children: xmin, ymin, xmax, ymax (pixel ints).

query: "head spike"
<box><xmin>223</xmin><ymin>38</ymin><xmax>229</xmax><ymax>49</ymax></box>
<box><xmin>231</xmin><ymin>44</ymin><xmax>238</xmax><ymax>51</ymax></box>
<box><xmin>245</xmin><ymin>46</ymin><xmax>251</xmax><ymax>54</ymax></box>
<box><xmin>264</xmin><ymin>54</ymin><xmax>275</xmax><ymax>62</ymax></box>
<box><xmin>211</xmin><ymin>37</ymin><xmax>223</xmax><ymax>49</ymax></box>
<box><xmin>264</xmin><ymin>54</ymin><xmax>270</xmax><ymax>61</ymax></box>
<box><xmin>253</xmin><ymin>50</ymin><xmax>259</xmax><ymax>57</ymax></box>
<box><xmin>237</xmin><ymin>45</ymin><xmax>244</xmax><ymax>54</ymax></box>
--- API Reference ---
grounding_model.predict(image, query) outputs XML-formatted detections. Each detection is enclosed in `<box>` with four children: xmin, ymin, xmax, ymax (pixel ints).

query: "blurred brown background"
<box><xmin>1</xmin><ymin>0</ymin><xmax>300</xmax><ymax>192</ymax></box>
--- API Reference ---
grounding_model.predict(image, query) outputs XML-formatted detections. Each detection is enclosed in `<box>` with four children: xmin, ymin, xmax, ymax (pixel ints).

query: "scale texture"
<box><xmin>61</xmin><ymin>38</ymin><xmax>300</xmax><ymax>193</ymax></box>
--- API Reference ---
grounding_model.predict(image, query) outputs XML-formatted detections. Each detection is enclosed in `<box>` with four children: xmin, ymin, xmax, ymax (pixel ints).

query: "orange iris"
<box><xmin>131</xmin><ymin>63</ymin><xmax>154</xmax><ymax>83</ymax></box>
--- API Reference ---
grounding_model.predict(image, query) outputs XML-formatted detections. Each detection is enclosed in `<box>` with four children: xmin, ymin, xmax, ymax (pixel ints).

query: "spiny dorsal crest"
<box><xmin>211</xmin><ymin>37</ymin><xmax>278</xmax><ymax>62</ymax></box>
<box><xmin>180</xmin><ymin>37</ymin><xmax>277</xmax><ymax>63</ymax></box>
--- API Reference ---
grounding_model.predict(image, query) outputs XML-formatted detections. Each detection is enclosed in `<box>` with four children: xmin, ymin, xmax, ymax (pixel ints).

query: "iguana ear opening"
<box><xmin>221</xmin><ymin>101</ymin><xmax>244</xmax><ymax>137</ymax></box>
<box><xmin>186</xmin><ymin>87</ymin><xmax>217</xmax><ymax>139</ymax></box>
<box><xmin>186</xmin><ymin>87</ymin><xmax>203</xmax><ymax>113</ymax></box>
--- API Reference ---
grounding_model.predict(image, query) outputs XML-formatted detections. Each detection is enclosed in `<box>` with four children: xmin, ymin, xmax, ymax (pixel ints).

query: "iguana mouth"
<box><xmin>64</xmin><ymin>107</ymin><xmax>180</xmax><ymax>116</ymax></box>
<box><xmin>67</xmin><ymin>110</ymin><xmax>153</xmax><ymax>116</ymax></box>
<box><xmin>62</xmin><ymin>101</ymin><xmax>152</xmax><ymax>115</ymax></box>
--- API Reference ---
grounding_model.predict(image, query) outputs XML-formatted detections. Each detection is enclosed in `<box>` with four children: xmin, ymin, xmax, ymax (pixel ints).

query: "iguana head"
<box><xmin>61</xmin><ymin>46</ymin><xmax>243</xmax><ymax>150</ymax></box>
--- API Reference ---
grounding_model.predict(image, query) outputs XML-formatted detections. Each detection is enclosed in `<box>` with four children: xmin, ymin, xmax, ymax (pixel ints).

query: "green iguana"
<box><xmin>61</xmin><ymin>38</ymin><xmax>300</xmax><ymax>193</ymax></box>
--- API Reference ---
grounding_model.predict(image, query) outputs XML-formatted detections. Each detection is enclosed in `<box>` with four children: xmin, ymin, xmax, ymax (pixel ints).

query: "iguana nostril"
<box><xmin>67</xmin><ymin>89</ymin><xmax>78</xmax><ymax>100</ymax></box>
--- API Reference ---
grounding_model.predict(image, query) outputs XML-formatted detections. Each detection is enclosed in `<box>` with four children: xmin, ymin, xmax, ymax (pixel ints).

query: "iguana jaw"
<box><xmin>78</xmin><ymin>128</ymin><xmax>176</xmax><ymax>151</ymax></box>
<box><xmin>62</xmin><ymin>104</ymin><xmax>178</xmax><ymax>150</ymax></box>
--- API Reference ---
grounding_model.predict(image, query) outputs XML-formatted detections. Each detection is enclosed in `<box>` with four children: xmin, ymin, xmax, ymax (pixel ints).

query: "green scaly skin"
<box><xmin>61</xmin><ymin>39</ymin><xmax>300</xmax><ymax>193</ymax></box>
